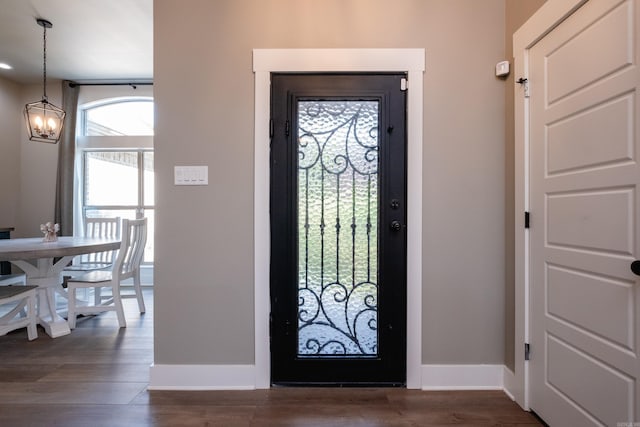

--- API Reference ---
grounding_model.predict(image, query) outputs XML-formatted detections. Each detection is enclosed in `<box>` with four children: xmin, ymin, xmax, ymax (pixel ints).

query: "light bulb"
<box><xmin>34</xmin><ymin>116</ymin><xmax>43</xmax><ymax>128</ymax></box>
<box><xmin>47</xmin><ymin>118</ymin><xmax>57</xmax><ymax>131</ymax></box>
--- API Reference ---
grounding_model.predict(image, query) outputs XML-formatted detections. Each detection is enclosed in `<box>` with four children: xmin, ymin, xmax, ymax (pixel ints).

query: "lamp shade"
<box><xmin>24</xmin><ymin>98</ymin><xmax>66</xmax><ymax>143</ymax></box>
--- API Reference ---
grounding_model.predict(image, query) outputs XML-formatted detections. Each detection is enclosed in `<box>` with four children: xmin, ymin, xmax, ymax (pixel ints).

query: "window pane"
<box><xmin>85</xmin><ymin>101</ymin><xmax>154</xmax><ymax>136</ymax></box>
<box><xmin>297</xmin><ymin>100</ymin><xmax>379</xmax><ymax>358</ymax></box>
<box><xmin>144</xmin><ymin>152</ymin><xmax>154</xmax><ymax>206</ymax></box>
<box><xmin>85</xmin><ymin>152</ymin><xmax>138</xmax><ymax>205</ymax></box>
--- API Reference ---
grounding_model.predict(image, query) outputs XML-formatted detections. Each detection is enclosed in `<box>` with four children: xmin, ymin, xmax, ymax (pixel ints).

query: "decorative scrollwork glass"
<box><xmin>297</xmin><ymin>100</ymin><xmax>379</xmax><ymax>357</ymax></box>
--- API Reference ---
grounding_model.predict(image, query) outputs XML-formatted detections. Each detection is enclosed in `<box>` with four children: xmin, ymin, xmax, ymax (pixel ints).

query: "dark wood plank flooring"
<box><xmin>0</xmin><ymin>289</ymin><xmax>542</xmax><ymax>426</ymax></box>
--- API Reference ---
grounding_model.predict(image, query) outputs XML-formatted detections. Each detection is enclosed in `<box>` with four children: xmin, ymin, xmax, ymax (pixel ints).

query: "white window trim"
<box><xmin>253</xmin><ymin>48</ymin><xmax>425</xmax><ymax>389</ymax></box>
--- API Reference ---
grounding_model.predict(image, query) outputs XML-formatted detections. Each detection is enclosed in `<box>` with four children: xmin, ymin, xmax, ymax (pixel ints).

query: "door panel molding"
<box><xmin>253</xmin><ymin>49</ymin><xmax>425</xmax><ymax>389</ymax></box>
<box><xmin>512</xmin><ymin>0</ymin><xmax>640</xmax><ymax>419</ymax></box>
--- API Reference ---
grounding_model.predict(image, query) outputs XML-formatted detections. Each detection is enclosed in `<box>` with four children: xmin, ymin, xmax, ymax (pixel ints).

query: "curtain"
<box><xmin>54</xmin><ymin>81</ymin><xmax>79</xmax><ymax>236</ymax></box>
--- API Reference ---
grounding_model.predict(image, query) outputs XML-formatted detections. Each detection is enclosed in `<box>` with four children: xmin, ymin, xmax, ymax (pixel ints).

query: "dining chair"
<box><xmin>0</xmin><ymin>275</ymin><xmax>38</xmax><ymax>340</ymax></box>
<box><xmin>66</xmin><ymin>218</ymin><xmax>147</xmax><ymax>328</ymax></box>
<box><xmin>0</xmin><ymin>273</ymin><xmax>29</xmax><ymax>323</ymax></box>
<box><xmin>0</xmin><ymin>273</ymin><xmax>26</xmax><ymax>287</ymax></box>
<box><xmin>64</xmin><ymin>217</ymin><xmax>121</xmax><ymax>276</ymax></box>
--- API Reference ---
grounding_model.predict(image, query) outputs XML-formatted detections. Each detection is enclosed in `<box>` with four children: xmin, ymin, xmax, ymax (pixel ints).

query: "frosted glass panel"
<box><xmin>297</xmin><ymin>100</ymin><xmax>379</xmax><ymax>357</ymax></box>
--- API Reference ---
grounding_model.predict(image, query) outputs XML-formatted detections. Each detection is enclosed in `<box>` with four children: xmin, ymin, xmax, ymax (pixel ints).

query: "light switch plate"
<box><xmin>174</xmin><ymin>166</ymin><xmax>208</xmax><ymax>185</ymax></box>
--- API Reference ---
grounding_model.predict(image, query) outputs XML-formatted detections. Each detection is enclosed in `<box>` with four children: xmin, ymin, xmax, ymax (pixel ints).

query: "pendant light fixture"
<box><xmin>24</xmin><ymin>18</ymin><xmax>65</xmax><ymax>143</ymax></box>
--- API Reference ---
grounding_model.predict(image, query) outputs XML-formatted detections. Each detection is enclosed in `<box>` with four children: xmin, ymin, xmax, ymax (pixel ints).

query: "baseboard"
<box><xmin>148</xmin><ymin>364</ymin><xmax>256</xmax><ymax>390</ymax></box>
<box><xmin>502</xmin><ymin>365</ymin><xmax>516</xmax><ymax>400</ymax></box>
<box><xmin>149</xmin><ymin>363</ymin><xmax>508</xmax><ymax>391</ymax></box>
<box><xmin>421</xmin><ymin>364</ymin><xmax>504</xmax><ymax>390</ymax></box>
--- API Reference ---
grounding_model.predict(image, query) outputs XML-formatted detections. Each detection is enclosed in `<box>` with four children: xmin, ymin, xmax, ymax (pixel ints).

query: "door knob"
<box><xmin>390</xmin><ymin>221</ymin><xmax>402</xmax><ymax>231</ymax></box>
<box><xmin>631</xmin><ymin>260</ymin><xmax>640</xmax><ymax>276</ymax></box>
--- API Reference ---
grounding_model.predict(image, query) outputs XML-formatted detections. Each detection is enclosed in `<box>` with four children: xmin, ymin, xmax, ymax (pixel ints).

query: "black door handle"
<box><xmin>390</xmin><ymin>221</ymin><xmax>402</xmax><ymax>232</ymax></box>
<box><xmin>631</xmin><ymin>260</ymin><xmax>640</xmax><ymax>276</ymax></box>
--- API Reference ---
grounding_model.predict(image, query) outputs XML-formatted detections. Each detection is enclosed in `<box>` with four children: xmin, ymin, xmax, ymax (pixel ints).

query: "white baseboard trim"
<box><xmin>502</xmin><ymin>365</ymin><xmax>516</xmax><ymax>400</ymax></box>
<box><xmin>149</xmin><ymin>363</ymin><xmax>510</xmax><ymax>391</ymax></box>
<box><xmin>148</xmin><ymin>364</ymin><xmax>256</xmax><ymax>390</ymax></box>
<box><xmin>421</xmin><ymin>364</ymin><xmax>504</xmax><ymax>390</ymax></box>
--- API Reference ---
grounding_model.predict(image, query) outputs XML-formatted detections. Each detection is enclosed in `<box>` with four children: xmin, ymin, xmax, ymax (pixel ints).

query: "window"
<box><xmin>84</xmin><ymin>100</ymin><xmax>154</xmax><ymax>136</ymax></box>
<box><xmin>77</xmin><ymin>97</ymin><xmax>154</xmax><ymax>263</ymax></box>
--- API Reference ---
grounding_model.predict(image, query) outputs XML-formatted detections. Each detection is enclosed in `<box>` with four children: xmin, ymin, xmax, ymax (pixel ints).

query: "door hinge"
<box><xmin>401</xmin><ymin>78</ymin><xmax>408</xmax><ymax>91</ymax></box>
<box><xmin>525</xmin><ymin>343</ymin><xmax>530</xmax><ymax>361</ymax></box>
<box><xmin>285</xmin><ymin>120</ymin><xmax>290</xmax><ymax>137</ymax></box>
<box><xmin>516</xmin><ymin>77</ymin><xmax>530</xmax><ymax>98</ymax></box>
<box><xmin>524</xmin><ymin>211</ymin><xmax>530</xmax><ymax>229</ymax></box>
<box><xmin>269</xmin><ymin>119</ymin><xmax>274</xmax><ymax>138</ymax></box>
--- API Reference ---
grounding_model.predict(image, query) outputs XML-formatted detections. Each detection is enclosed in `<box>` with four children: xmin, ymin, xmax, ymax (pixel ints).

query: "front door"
<box><xmin>270</xmin><ymin>73</ymin><xmax>407</xmax><ymax>385</ymax></box>
<box><xmin>529</xmin><ymin>0</ymin><xmax>640</xmax><ymax>424</ymax></box>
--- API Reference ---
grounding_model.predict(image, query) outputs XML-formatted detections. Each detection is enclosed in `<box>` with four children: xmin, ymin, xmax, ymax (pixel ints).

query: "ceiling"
<box><xmin>0</xmin><ymin>0</ymin><xmax>153</xmax><ymax>85</ymax></box>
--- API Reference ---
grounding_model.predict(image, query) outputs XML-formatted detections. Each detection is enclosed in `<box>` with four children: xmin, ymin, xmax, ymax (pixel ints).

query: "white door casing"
<box><xmin>513</xmin><ymin>1</ymin><xmax>588</xmax><ymax>409</ymax></box>
<box><xmin>253</xmin><ymin>49</ymin><xmax>425</xmax><ymax>389</ymax></box>
<box><xmin>516</xmin><ymin>0</ymin><xmax>640</xmax><ymax>424</ymax></box>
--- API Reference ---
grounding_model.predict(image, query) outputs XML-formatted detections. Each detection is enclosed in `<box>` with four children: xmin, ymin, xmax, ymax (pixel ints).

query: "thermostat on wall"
<box><xmin>495</xmin><ymin>60</ymin><xmax>510</xmax><ymax>77</ymax></box>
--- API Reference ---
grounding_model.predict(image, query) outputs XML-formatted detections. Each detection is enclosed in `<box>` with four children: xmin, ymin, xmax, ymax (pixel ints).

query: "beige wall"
<box><xmin>504</xmin><ymin>0</ymin><xmax>546</xmax><ymax>372</ymax></box>
<box><xmin>0</xmin><ymin>76</ymin><xmax>22</xmax><ymax>229</ymax></box>
<box><xmin>16</xmin><ymin>83</ymin><xmax>61</xmax><ymax>238</ymax></box>
<box><xmin>154</xmin><ymin>0</ymin><xmax>509</xmax><ymax>366</ymax></box>
<box><xmin>0</xmin><ymin>79</ymin><xmax>61</xmax><ymax>237</ymax></box>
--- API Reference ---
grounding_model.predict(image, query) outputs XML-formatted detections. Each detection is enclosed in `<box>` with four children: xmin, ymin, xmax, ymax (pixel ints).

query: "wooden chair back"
<box><xmin>113</xmin><ymin>218</ymin><xmax>147</xmax><ymax>284</ymax></box>
<box><xmin>77</xmin><ymin>217</ymin><xmax>121</xmax><ymax>267</ymax></box>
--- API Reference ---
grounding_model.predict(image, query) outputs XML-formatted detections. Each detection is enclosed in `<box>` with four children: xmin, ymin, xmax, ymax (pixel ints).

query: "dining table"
<box><xmin>0</xmin><ymin>236</ymin><xmax>120</xmax><ymax>338</ymax></box>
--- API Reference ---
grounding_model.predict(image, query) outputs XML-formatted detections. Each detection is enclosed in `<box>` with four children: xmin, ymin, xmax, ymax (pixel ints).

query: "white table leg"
<box><xmin>10</xmin><ymin>256</ymin><xmax>74</xmax><ymax>338</ymax></box>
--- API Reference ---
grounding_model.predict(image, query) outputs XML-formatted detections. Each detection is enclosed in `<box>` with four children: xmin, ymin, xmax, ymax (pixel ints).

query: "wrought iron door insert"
<box><xmin>297</xmin><ymin>100</ymin><xmax>379</xmax><ymax>358</ymax></box>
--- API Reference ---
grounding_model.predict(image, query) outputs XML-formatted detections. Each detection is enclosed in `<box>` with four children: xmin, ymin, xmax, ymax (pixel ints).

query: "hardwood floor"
<box><xmin>0</xmin><ymin>289</ymin><xmax>542</xmax><ymax>426</ymax></box>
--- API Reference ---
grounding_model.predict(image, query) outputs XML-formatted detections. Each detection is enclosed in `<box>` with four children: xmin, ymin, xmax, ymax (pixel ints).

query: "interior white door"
<box><xmin>529</xmin><ymin>0</ymin><xmax>640</xmax><ymax>425</ymax></box>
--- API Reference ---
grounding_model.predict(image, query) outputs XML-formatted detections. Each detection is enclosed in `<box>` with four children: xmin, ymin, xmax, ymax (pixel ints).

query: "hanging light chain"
<box><xmin>42</xmin><ymin>20</ymin><xmax>47</xmax><ymax>101</ymax></box>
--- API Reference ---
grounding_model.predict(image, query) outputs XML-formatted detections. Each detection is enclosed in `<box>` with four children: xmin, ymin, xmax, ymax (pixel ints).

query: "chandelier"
<box><xmin>24</xmin><ymin>18</ymin><xmax>65</xmax><ymax>144</ymax></box>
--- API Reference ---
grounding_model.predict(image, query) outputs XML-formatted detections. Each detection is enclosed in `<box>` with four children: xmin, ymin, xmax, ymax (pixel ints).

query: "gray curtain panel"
<box><xmin>54</xmin><ymin>81</ymin><xmax>79</xmax><ymax>236</ymax></box>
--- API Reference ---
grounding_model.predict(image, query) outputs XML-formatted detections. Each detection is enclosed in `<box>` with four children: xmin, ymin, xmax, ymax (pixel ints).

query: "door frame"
<box><xmin>253</xmin><ymin>49</ymin><xmax>425</xmax><ymax>389</ymax></box>
<box><xmin>510</xmin><ymin>0</ymin><xmax>589</xmax><ymax>410</ymax></box>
